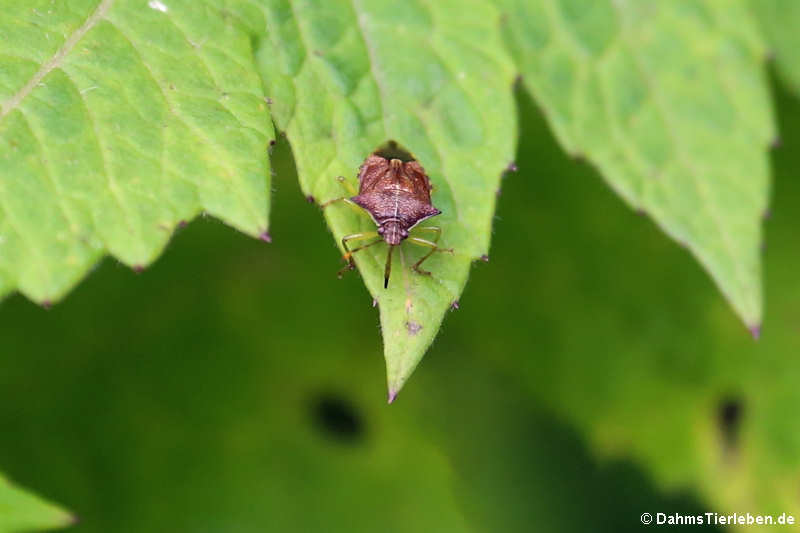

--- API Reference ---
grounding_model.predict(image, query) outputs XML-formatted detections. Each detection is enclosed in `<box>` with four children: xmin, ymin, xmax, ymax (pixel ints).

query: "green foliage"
<box><xmin>752</xmin><ymin>0</ymin><xmax>800</xmax><ymax>97</ymax></box>
<box><xmin>0</xmin><ymin>474</ymin><xmax>72</xmax><ymax>533</ymax></box>
<box><xmin>6</xmin><ymin>85</ymin><xmax>800</xmax><ymax>532</ymax></box>
<box><xmin>486</xmin><ymin>89</ymin><xmax>800</xmax><ymax>529</ymax></box>
<box><xmin>0</xmin><ymin>135</ymin><xmax>731</xmax><ymax>533</ymax></box>
<box><xmin>0</xmin><ymin>0</ymin><xmax>274</xmax><ymax>303</ymax></box>
<box><xmin>254</xmin><ymin>0</ymin><xmax>515</xmax><ymax>397</ymax></box>
<box><xmin>0</xmin><ymin>0</ymin><xmax>789</xmax><ymax>396</ymax></box>
<box><xmin>500</xmin><ymin>0</ymin><xmax>773</xmax><ymax>328</ymax></box>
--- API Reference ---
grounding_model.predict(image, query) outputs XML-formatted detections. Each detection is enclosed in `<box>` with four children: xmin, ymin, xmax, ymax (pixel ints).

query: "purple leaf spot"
<box><xmin>406</xmin><ymin>321</ymin><xmax>422</xmax><ymax>335</ymax></box>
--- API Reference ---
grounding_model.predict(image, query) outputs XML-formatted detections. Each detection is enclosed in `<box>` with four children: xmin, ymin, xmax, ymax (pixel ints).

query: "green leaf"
<box><xmin>255</xmin><ymin>0</ymin><xmax>516</xmax><ymax>398</ymax></box>
<box><xmin>0</xmin><ymin>137</ymin><xmax>719</xmax><ymax>531</ymax></box>
<box><xmin>499</xmin><ymin>0</ymin><xmax>774</xmax><ymax>329</ymax></box>
<box><xmin>0</xmin><ymin>0</ymin><xmax>274</xmax><ymax>304</ymax></box>
<box><xmin>751</xmin><ymin>0</ymin><xmax>800</xmax><ymax>97</ymax></box>
<box><xmin>468</xmin><ymin>87</ymin><xmax>800</xmax><ymax>530</ymax></box>
<box><xmin>0</xmin><ymin>473</ymin><xmax>72</xmax><ymax>533</ymax></box>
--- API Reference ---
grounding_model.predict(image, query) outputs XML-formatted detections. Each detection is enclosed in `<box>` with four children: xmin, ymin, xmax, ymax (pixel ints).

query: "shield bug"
<box><xmin>321</xmin><ymin>141</ymin><xmax>453</xmax><ymax>288</ymax></box>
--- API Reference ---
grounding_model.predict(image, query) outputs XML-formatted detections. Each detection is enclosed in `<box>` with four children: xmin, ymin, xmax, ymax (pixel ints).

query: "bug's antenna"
<box><xmin>384</xmin><ymin>245</ymin><xmax>394</xmax><ymax>288</ymax></box>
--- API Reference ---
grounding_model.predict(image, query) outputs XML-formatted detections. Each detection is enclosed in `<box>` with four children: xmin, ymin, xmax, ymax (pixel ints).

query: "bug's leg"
<box><xmin>320</xmin><ymin>196</ymin><xmax>371</xmax><ymax>220</ymax></box>
<box><xmin>342</xmin><ymin>231</ymin><xmax>379</xmax><ymax>258</ymax></box>
<box><xmin>337</xmin><ymin>239</ymin><xmax>382</xmax><ymax>278</ymax></box>
<box><xmin>411</xmin><ymin>225</ymin><xmax>442</xmax><ymax>243</ymax></box>
<box><xmin>320</xmin><ymin>176</ymin><xmax>359</xmax><ymax>208</ymax></box>
<box><xmin>407</xmin><ymin>234</ymin><xmax>454</xmax><ymax>276</ymax></box>
<box><xmin>319</xmin><ymin>196</ymin><xmax>364</xmax><ymax>214</ymax></box>
<box><xmin>335</xmin><ymin>175</ymin><xmax>358</xmax><ymax>196</ymax></box>
<box><xmin>337</xmin><ymin>231</ymin><xmax>380</xmax><ymax>278</ymax></box>
<box><xmin>320</xmin><ymin>196</ymin><xmax>345</xmax><ymax>208</ymax></box>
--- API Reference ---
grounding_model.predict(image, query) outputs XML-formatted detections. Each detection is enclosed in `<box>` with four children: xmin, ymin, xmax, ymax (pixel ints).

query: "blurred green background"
<box><xmin>2</xmin><ymin>76</ymin><xmax>799</xmax><ymax>532</ymax></box>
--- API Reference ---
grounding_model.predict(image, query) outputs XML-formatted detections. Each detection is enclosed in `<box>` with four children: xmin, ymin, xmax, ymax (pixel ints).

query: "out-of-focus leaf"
<box><xmin>0</xmin><ymin>139</ymin><xmax>721</xmax><ymax>533</ymax></box>
<box><xmin>751</xmin><ymin>0</ymin><xmax>800</xmax><ymax>95</ymax></box>
<box><xmin>450</xmin><ymin>88</ymin><xmax>800</xmax><ymax>532</ymax></box>
<box><xmin>254</xmin><ymin>0</ymin><xmax>516</xmax><ymax>398</ymax></box>
<box><xmin>499</xmin><ymin>0</ymin><xmax>774</xmax><ymax>330</ymax></box>
<box><xmin>0</xmin><ymin>473</ymin><xmax>72</xmax><ymax>533</ymax></box>
<box><xmin>0</xmin><ymin>0</ymin><xmax>273</xmax><ymax>304</ymax></box>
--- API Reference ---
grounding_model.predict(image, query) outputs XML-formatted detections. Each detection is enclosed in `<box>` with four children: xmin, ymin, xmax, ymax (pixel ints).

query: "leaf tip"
<box><xmin>259</xmin><ymin>231</ymin><xmax>272</xmax><ymax>243</ymax></box>
<box><xmin>479</xmin><ymin>254</ymin><xmax>489</xmax><ymax>263</ymax></box>
<box><xmin>450</xmin><ymin>300</ymin><xmax>460</xmax><ymax>310</ymax></box>
<box><xmin>387</xmin><ymin>390</ymin><xmax>398</xmax><ymax>404</ymax></box>
<box><xmin>132</xmin><ymin>264</ymin><xmax>145</xmax><ymax>274</ymax></box>
<box><xmin>749</xmin><ymin>324</ymin><xmax>761</xmax><ymax>341</ymax></box>
<box><xmin>41</xmin><ymin>299</ymin><xmax>52</xmax><ymax>310</ymax></box>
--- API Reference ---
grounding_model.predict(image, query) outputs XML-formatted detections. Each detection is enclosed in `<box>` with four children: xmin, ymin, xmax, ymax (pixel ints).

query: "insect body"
<box><xmin>322</xmin><ymin>142</ymin><xmax>453</xmax><ymax>288</ymax></box>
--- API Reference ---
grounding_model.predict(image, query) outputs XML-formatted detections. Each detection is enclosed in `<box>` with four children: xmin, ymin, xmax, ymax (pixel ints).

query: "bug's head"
<box><xmin>378</xmin><ymin>221</ymin><xmax>408</xmax><ymax>246</ymax></box>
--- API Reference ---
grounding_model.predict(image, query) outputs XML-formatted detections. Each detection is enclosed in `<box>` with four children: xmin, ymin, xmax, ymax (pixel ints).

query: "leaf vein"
<box><xmin>108</xmin><ymin>19</ymin><xmax>267</xmax><ymax>231</ymax></box>
<box><xmin>0</xmin><ymin>0</ymin><xmax>114</xmax><ymax>121</ymax></box>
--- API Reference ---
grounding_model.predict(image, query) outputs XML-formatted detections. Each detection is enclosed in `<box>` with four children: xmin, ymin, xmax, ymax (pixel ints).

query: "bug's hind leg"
<box><xmin>407</xmin><ymin>227</ymin><xmax>454</xmax><ymax>277</ymax></box>
<box><xmin>337</xmin><ymin>231</ymin><xmax>380</xmax><ymax>278</ymax></box>
<box><xmin>320</xmin><ymin>176</ymin><xmax>359</xmax><ymax>209</ymax></box>
<box><xmin>335</xmin><ymin>175</ymin><xmax>358</xmax><ymax>196</ymax></box>
<box><xmin>320</xmin><ymin>196</ymin><xmax>365</xmax><ymax>214</ymax></box>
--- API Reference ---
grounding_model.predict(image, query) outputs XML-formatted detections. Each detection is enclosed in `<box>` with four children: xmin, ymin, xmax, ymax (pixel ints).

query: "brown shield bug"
<box><xmin>321</xmin><ymin>141</ymin><xmax>453</xmax><ymax>288</ymax></box>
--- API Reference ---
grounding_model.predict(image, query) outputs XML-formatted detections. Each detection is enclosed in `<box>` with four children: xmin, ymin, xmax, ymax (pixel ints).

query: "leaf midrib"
<box><xmin>0</xmin><ymin>0</ymin><xmax>114</xmax><ymax>120</ymax></box>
